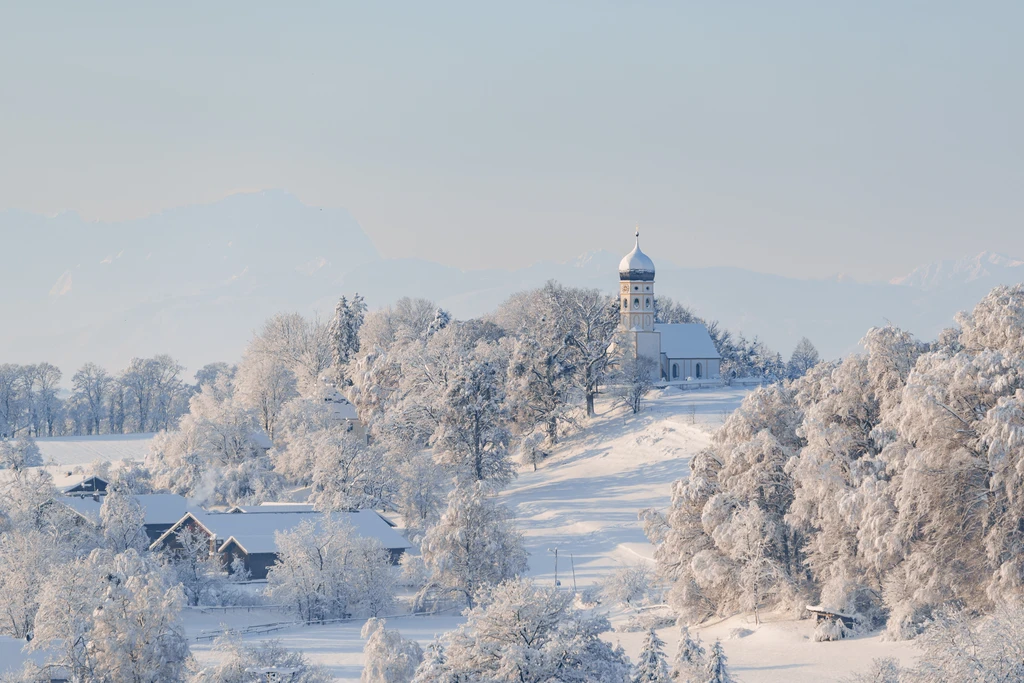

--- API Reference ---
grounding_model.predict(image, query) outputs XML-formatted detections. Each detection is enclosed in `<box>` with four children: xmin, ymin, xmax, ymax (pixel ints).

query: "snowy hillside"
<box><xmin>182</xmin><ymin>388</ymin><xmax>917</xmax><ymax>681</ymax></box>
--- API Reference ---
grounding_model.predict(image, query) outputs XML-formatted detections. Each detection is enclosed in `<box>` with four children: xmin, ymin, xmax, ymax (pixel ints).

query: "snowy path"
<box><xmin>504</xmin><ymin>387</ymin><xmax>744</xmax><ymax>587</ymax></box>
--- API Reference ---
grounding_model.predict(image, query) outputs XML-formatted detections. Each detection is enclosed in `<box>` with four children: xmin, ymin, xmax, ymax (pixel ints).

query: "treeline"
<box><xmin>645</xmin><ymin>284</ymin><xmax>1024</xmax><ymax>639</ymax></box>
<box><xmin>0</xmin><ymin>356</ymin><xmax>210</xmax><ymax>439</ymax></box>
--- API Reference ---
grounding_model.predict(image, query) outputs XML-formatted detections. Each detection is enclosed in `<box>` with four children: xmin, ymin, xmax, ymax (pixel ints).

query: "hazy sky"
<box><xmin>2</xmin><ymin>2</ymin><xmax>1022</xmax><ymax>281</ymax></box>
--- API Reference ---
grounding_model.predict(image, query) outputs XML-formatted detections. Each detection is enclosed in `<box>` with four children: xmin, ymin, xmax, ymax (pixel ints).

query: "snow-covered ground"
<box><xmin>182</xmin><ymin>387</ymin><xmax>919</xmax><ymax>680</ymax></box>
<box><xmin>32</xmin><ymin>432</ymin><xmax>157</xmax><ymax>466</ymax></box>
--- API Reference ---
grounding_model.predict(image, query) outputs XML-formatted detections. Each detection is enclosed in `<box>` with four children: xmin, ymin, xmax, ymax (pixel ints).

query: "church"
<box><xmin>618</xmin><ymin>232</ymin><xmax>721</xmax><ymax>381</ymax></box>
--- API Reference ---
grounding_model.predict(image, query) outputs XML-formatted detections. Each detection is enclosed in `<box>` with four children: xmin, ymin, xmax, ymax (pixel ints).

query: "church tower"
<box><xmin>618</xmin><ymin>230</ymin><xmax>663</xmax><ymax>378</ymax></box>
<box><xmin>618</xmin><ymin>229</ymin><xmax>656</xmax><ymax>331</ymax></box>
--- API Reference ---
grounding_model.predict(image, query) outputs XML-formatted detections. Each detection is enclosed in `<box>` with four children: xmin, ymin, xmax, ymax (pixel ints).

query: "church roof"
<box><xmin>619</xmin><ymin>231</ymin><xmax>655</xmax><ymax>281</ymax></box>
<box><xmin>655</xmin><ymin>323</ymin><xmax>721</xmax><ymax>360</ymax></box>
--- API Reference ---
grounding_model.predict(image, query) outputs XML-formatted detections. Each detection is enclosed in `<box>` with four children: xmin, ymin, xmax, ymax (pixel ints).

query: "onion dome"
<box><xmin>618</xmin><ymin>229</ymin><xmax>655</xmax><ymax>281</ymax></box>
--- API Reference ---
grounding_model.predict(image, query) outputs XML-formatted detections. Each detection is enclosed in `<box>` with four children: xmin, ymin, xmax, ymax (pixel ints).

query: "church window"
<box><xmin>645</xmin><ymin>297</ymin><xmax>650</xmax><ymax>308</ymax></box>
<box><xmin>695</xmin><ymin>363</ymin><xmax>702</xmax><ymax>379</ymax></box>
<box><xmin>672</xmin><ymin>364</ymin><xmax>679</xmax><ymax>379</ymax></box>
<box><xmin>634</xmin><ymin>298</ymin><xmax>640</xmax><ymax>307</ymax></box>
<box><xmin>622</xmin><ymin>298</ymin><xmax>627</xmax><ymax>309</ymax></box>
<box><xmin>645</xmin><ymin>286</ymin><xmax>650</xmax><ymax>291</ymax></box>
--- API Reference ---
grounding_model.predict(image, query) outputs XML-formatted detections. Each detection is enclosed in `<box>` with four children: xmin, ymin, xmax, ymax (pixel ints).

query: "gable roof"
<box><xmin>217</xmin><ymin>509</ymin><xmax>411</xmax><ymax>555</ymax></box>
<box><xmin>60</xmin><ymin>493</ymin><xmax>191</xmax><ymax>527</ymax></box>
<box><xmin>153</xmin><ymin>509</ymin><xmax>410</xmax><ymax>555</ymax></box>
<box><xmin>59</xmin><ymin>474</ymin><xmax>108</xmax><ymax>494</ymax></box>
<box><xmin>654</xmin><ymin>323</ymin><xmax>721</xmax><ymax>360</ymax></box>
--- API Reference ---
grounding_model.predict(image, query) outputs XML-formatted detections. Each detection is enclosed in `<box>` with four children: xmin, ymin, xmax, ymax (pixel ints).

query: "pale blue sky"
<box><xmin>1</xmin><ymin>2</ymin><xmax>1021</xmax><ymax>280</ymax></box>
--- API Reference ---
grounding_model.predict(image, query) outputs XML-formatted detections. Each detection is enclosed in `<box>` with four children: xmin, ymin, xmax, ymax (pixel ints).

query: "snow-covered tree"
<box><xmin>194</xmin><ymin>362</ymin><xmax>236</xmax><ymax>390</ymax></box>
<box><xmin>634</xmin><ymin>628</ymin><xmax>670</xmax><ymax>683</ymax></box>
<box><xmin>188</xmin><ymin>634</ymin><xmax>332</xmax><ymax>683</ymax></box>
<box><xmin>309</xmin><ymin>428</ymin><xmax>387</xmax><ymax>511</ymax></box>
<box><xmin>670</xmin><ymin>625</ymin><xmax>706</xmax><ymax>682</ymax></box>
<box><xmin>545</xmin><ymin>282</ymin><xmax>620</xmax><ymax>417</ymax></box>
<box><xmin>0</xmin><ymin>529</ymin><xmax>60</xmax><ymax>640</ymax></box>
<box><xmin>603</xmin><ymin>564</ymin><xmax>655</xmax><ymax>609</ymax></box>
<box><xmin>419</xmin><ymin>483</ymin><xmax>527</xmax><ymax>608</ymax></box>
<box><xmin>412</xmin><ymin>578</ymin><xmax>631</xmax><ymax>682</ymax></box>
<box><xmin>517</xmin><ymin>431</ymin><xmax>549</xmax><ymax>472</ymax></box>
<box><xmin>411</xmin><ymin>641</ymin><xmax>457</xmax><ymax>683</ymax></box>
<box><xmin>166</xmin><ymin>525</ymin><xmax>230</xmax><ymax>607</ymax></box>
<box><xmin>331</xmin><ymin>294</ymin><xmax>368</xmax><ymax>385</ymax></box>
<box><xmin>432</xmin><ymin>360</ymin><xmax>513</xmax><ymax>485</ymax></box>
<box><xmin>702</xmin><ymin>641</ymin><xmax>734</xmax><ymax>683</ymax></box>
<box><xmin>616</xmin><ymin>351</ymin><xmax>657</xmax><ymax>414</ymax></box>
<box><xmin>786</xmin><ymin>337</ymin><xmax>820</xmax><ymax>379</ymax></box>
<box><xmin>250</xmin><ymin>313</ymin><xmax>335</xmax><ymax>396</ymax></box>
<box><xmin>0</xmin><ymin>438</ymin><xmax>42</xmax><ymax>471</ymax></box>
<box><xmin>147</xmin><ymin>379</ymin><xmax>279</xmax><ymax>506</ymax></box>
<box><xmin>267</xmin><ymin>518</ymin><xmax>395</xmax><ymax>622</ymax></box>
<box><xmin>122</xmin><ymin>355</ymin><xmax>185</xmax><ymax>432</ymax></box>
<box><xmin>234</xmin><ymin>350</ymin><xmax>297</xmax><ymax>439</ymax></box>
<box><xmin>71</xmin><ymin>362</ymin><xmax>110</xmax><ymax>434</ymax></box>
<box><xmin>395</xmin><ymin>450</ymin><xmax>448</xmax><ymax>531</ymax></box>
<box><xmin>100</xmin><ymin>486</ymin><xmax>149</xmax><ymax>552</ymax></box>
<box><xmin>361</xmin><ymin>618</ymin><xmax>424</xmax><ymax>683</ymax></box>
<box><xmin>32</xmin><ymin>549</ymin><xmax>189</xmax><ymax>682</ymax></box>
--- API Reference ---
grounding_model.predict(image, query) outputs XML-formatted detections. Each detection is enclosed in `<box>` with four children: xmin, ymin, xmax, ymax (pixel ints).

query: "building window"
<box><xmin>634</xmin><ymin>298</ymin><xmax>640</xmax><ymax>307</ymax></box>
<box><xmin>645</xmin><ymin>286</ymin><xmax>650</xmax><ymax>291</ymax></box>
<box><xmin>634</xmin><ymin>285</ymin><xmax>639</xmax><ymax>291</ymax></box>
<box><xmin>622</xmin><ymin>298</ymin><xmax>628</xmax><ymax>309</ymax></box>
<box><xmin>645</xmin><ymin>297</ymin><xmax>650</xmax><ymax>308</ymax></box>
<box><xmin>672</xmin><ymin>364</ymin><xmax>679</xmax><ymax>379</ymax></box>
<box><xmin>695</xmin><ymin>363</ymin><xmax>702</xmax><ymax>379</ymax></box>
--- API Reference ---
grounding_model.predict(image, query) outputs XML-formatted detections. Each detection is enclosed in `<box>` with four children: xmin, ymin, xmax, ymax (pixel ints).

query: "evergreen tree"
<box><xmin>670</xmin><ymin>625</ymin><xmax>706</xmax><ymax>681</ymax></box>
<box><xmin>634</xmin><ymin>628</ymin><xmax>670</xmax><ymax>683</ymax></box>
<box><xmin>786</xmin><ymin>337</ymin><xmax>820</xmax><ymax>379</ymax></box>
<box><xmin>703</xmin><ymin>641</ymin><xmax>734</xmax><ymax>683</ymax></box>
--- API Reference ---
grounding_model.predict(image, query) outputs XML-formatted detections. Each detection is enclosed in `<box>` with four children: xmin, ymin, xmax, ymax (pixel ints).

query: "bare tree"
<box><xmin>72</xmin><ymin>362</ymin><xmax>110</xmax><ymax>435</ymax></box>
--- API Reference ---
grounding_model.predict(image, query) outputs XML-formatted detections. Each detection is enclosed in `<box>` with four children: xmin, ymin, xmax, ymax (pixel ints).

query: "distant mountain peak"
<box><xmin>891</xmin><ymin>251</ymin><xmax>1024</xmax><ymax>290</ymax></box>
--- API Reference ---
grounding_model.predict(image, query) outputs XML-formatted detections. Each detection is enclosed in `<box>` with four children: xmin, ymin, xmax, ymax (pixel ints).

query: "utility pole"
<box><xmin>570</xmin><ymin>553</ymin><xmax>577</xmax><ymax>593</ymax></box>
<box><xmin>548</xmin><ymin>547</ymin><xmax>560</xmax><ymax>587</ymax></box>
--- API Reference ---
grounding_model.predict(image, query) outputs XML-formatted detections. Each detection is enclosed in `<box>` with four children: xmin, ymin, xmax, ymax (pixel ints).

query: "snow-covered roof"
<box><xmin>324</xmin><ymin>388</ymin><xmax>359</xmax><ymax>421</ymax></box>
<box><xmin>654</xmin><ymin>323</ymin><xmax>721</xmax><ymax>360</ymax></box>
<box><xmin>619</xmin><ymin>232</ymin><xmax>656</xmax><ymax>281</ymax></box>
<box><xmin>28</xmin><ymin>433</ymin><xmax>156</xmax><ymax>466</ymax></box>
<box><xmin>58</xmin><ymin>473</ymin><xmax>108</xmax><ymax>494</ymax></box>
<box><xmin>250</xmin><ymin>429</ymin><xmax>274</xmax><ymax>450</ymax></box>
<box><xmin>61</xmin><ymin>496</ymin><xmax>102</xmax><ymax>525</ymax></box>
<box><xmin>59</xmin><ymin>493</ymin><xmax>191</xmax><ymax>527</ymax></box>
<box><xmin>231</xmin><ymin>504</ymin><xmax>316</xmax><ymax>514</ymax></box>
<box><xmin>156</xmin><ymin>509</ymin><xmax>410</xmax><ymax>555</ymax></box>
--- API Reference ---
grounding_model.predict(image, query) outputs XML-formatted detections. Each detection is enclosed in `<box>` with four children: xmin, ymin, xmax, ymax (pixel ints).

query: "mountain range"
<box><xmin>3</xmin><ymin>190</ymin><xmax>1022</xmax><ymax>379</ymax></box>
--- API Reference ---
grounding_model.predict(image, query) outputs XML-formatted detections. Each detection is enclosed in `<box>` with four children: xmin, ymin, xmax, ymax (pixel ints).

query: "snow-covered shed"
<box><xmin>152</xmin><ymin>509</ymin><xmax>411</xmax><ymax>579</ymax></box>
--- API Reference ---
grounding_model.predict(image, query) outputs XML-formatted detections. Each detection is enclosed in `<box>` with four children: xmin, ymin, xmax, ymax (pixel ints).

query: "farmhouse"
<box><xmin>152</xmin><ymin>509</ymin><xmax>411</xmax><ymax>580</ymax></box>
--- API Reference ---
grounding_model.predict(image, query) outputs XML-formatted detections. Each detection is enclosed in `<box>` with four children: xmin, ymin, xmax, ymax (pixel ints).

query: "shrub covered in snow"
<box><xmin>412</xmin><ymin>578</ymin><xmax>632</xmax><ymax>682</ymax></box>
